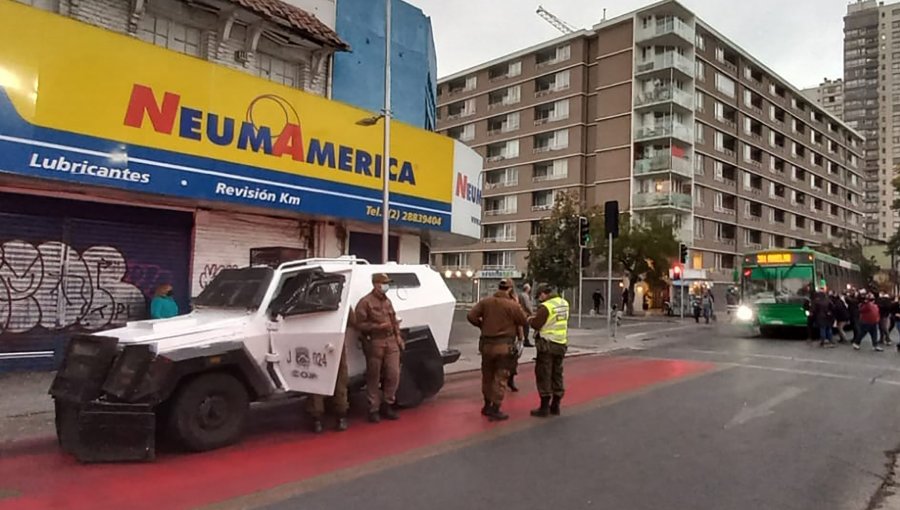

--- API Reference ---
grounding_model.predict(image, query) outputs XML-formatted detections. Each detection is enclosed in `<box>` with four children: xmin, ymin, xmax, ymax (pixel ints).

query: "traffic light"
<box><xmin>672</xmin><ymin>264</ymin><xmax>683</xmax><ymax>281</ymax></box>
<box><xmin>578</xmin><ymin>216</ymin><xmax>590</xmax><ymax>247</ymax></box>
<box><xmin>581</xmin><ymin>248</ymin><xmax>591</xmax><ymax>268</ymax></box>
<box><xmin>679</xmin><ymin>243</ymin><xmax>688</xmax><ymax>264</ymax></box>
<box><xmin>604</xmin><ymin>201</ymin><xmax>619</xmax><ymax>239</ymax></box>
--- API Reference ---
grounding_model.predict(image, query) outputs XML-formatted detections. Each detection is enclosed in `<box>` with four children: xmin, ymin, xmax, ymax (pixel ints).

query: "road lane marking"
<box><xmin>725</xmin><ymin>386</ymin><xmax>807</xmax><ymax>429</ymax></box>
<box><xmin>719</xmin><ymin>362</ymin><xmax>900</xmax><ymax>387</ymax></box>
<box><xmin>667</xmin><ymin>348</ymin><xmax>900</xmax><ymax>375</ymax></box>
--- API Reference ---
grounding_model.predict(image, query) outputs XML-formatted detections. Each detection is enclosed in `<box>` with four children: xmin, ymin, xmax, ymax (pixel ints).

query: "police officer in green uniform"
<box><xmin>528</xmin><ymin>284</ymin><xmax>569</xmax><ymax>417</ymax></box>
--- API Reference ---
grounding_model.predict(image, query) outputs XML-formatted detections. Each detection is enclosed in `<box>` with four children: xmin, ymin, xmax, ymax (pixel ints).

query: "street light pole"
<box><xmin>381</xmin><ymin>0</ymin><xmax>392</xmax><ymax>264</ymax></box>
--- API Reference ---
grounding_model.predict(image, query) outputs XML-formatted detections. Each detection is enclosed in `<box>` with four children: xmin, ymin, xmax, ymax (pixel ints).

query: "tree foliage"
<box><xmin>591</xmin><ymin>213</ymin><xmax>679</xmax><ymax>315</ymax></box>
<box><xmin>525</xmin><ymin>191</ymin><xmax>584</xmax><ymax>292</ymax></box>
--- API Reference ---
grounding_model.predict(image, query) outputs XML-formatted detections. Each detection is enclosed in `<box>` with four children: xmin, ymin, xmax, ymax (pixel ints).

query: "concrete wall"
<box><xmin>332</xmin><ymin>0</ymin><xmax>437</xmax><ymax>129</ymax></box>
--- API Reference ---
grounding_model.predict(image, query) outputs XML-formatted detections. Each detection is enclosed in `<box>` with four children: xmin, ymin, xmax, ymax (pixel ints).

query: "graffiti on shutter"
<box><xmin>0</xmin><ymin>240</ymin><xmax>146</xmax><ymax>334</ymax></box>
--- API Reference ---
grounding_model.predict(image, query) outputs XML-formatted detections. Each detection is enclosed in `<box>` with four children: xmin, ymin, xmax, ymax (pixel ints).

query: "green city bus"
<box><xmin>737</xmin><ymin>248</ymin><xmax>862</xmax><ymax>334</ymax></box>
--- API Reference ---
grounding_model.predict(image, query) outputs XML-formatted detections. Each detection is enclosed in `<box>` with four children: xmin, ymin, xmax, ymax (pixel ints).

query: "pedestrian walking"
<box><xmin>150</xmin><ymin>283</ymin><xmax>179</xmax><ymax>319</ymax></box>
<box><xmin>529</xmin><ymin>285</ymin><xmax>569</xmax><ymax>418</ymax></box>
<box><xmin>878</xmin><ymin>293</ymin><xmax>893</xmax><ymax>346</ymax></box>
<box><xmin>847</xmin><ymin>291</ymin><xmax>862</xmax><ymax>343</ymax></box>
<box><xmin>831</xmin><ymin>292</ymin><xmax>850</xmax><ymax>344</ymax></box>
<box><xmin>854</xmin><ymin>294</ymin><xmax>883</xmax><ymax>351</ymax></box>
<box><xmin>811</xmin><ymin>292</ymin><xmax>835</xmax><ymax>347</ymax></box>
<box><xmin>520</xmin><ymin>283</ymin><xmax>535</xmax><ymax>347</ymax></box>
<box><xmin>355</xmin><ymin>273</ymin><xmax>404</xmax><ymax>423</ymax></box>
<box><xmin>307</xmin><ymin>345</ymin><xmax>350</xmax><ymax>433</ymax></box>
<box><xmin>507</xmin><ymin>283</ymin><xmax>533</xmax><ymax>392</ymax></box>
<box><xmin>592</xmin><ymin>289</ymin><xmax>604</xmax><ymax>315</ymax></box>
<box><xmin>701</xmin><ymin>290</ymin><xmax>714</xmax><ymax>324</ymax></box>
<box><xmin>692</xmin><ymin>294</ymin><xmax>702</xmax><ymax>323</ymax></box>
<box><xmin>467</xmin><ymin>279</ymin><xmax>527</xmax><ymax>421</ymax></box>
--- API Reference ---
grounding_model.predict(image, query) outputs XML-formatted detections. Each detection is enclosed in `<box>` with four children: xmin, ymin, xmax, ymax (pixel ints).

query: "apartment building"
<box><xmin>844</xmin><ymin>0</ymin><xmax>900</xmax><ymax>240</ymax></box>
<box><xmin>802</xmin><ymin>78</ymin><xmax>845</xmax><ymax>120</ymax></box>
<box><xmin>433</xmin><ymin>0</ymin><xmax>865</xmax><ymax>299</ymax></box>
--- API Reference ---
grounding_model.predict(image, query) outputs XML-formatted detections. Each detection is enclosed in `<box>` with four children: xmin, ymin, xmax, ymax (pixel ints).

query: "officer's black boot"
<box><xmin>381</xmin><ymin>402</ymin><xmax>399</xmax><ymax>421</ymax></box>
<box><xmin>550</xmin><ymin>396</ymin><xmax>562</xmax><ymax>416</ymax></box>
<box><xmin>507</xmin><ymin>375</ymin><xmax>519</xmax><ymax>392</ymax></box>
<box><xmin>487</xmin><ymin>403</ymin><xmax>509</xmax><ymax>422</ymax></box>
<box><xmin>312</xmin><ymin>419</ymin><xmax>324</xmax><ymax>434</ymax></box>
<box><xmin>481</xmin><ymin>399</ymin><xmax>492</xmax><ymax>416</ymax></box>
<box><xmin>530</xmin><ymin>396</ymin><xmax>551</xmax><ymax>417</ymax></box>
<box><xmin>336</xmin><ymin>417</ymin><xmax>349</xmax><ymax>431</ymax></box>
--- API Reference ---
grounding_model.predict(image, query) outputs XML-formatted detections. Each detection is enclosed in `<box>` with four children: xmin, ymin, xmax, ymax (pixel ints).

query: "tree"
<box><xmin>525</xmin><ymin>191</ymin><xmax>584</xmax><ymax>293</ymax></box>
<box><xmin>591</xmin><ymin>213</ymin><xmax>679</xmax><ymax>315</ymax></box>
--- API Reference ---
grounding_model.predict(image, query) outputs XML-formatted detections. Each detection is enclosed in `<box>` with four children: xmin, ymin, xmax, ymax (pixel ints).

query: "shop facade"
<box><xmin>0</xmin><ymin>2</ymin><xmax>481</xmax><ymax>370</ymax></box>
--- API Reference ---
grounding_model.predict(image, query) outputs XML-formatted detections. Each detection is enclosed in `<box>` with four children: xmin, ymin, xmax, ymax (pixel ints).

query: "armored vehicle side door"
<box><xmin>267</xmin><ymin>268</ymin><xmax>350</xmax><ymax>395</ymax></box>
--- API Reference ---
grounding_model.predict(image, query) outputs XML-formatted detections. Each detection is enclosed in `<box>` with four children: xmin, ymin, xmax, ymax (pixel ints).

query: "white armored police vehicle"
<box><xmin>50</xmin><ymin>257</ymin><xmax>459</xmax><ymax>462</ymax></box>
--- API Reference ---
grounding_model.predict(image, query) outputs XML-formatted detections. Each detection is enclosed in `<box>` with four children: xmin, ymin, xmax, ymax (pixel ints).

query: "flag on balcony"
<box><xmin>671</xmin><ymin>145</ymin><xmax>686</xmax><ymax>158</ymax></box>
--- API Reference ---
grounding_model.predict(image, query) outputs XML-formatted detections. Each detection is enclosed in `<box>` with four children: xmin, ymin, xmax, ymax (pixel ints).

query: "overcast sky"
<box><xmin>406</xmin><ymin>0</ymin><xmax>848</xmax><ymax>90</ymax></box>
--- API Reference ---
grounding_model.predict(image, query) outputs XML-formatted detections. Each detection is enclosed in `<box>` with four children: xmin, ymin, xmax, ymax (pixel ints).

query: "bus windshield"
<box><xmin>743</xmin><ymin>265</ymin><xmax>813</xmax><ymax>304</ymax></box>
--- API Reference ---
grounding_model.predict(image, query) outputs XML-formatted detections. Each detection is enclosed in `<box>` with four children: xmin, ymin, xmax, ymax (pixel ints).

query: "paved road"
<box><xmin>262</xmin><ymin>324</ymin><xmax>900</xmax><ymax>510</ymax></box>
<box><xmin>4</xmin><ymin>320</ymin><xmax>900</xmax><ymax>509</ymax></box>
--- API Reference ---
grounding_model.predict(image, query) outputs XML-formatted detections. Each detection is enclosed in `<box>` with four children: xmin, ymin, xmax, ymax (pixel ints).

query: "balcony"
<box><xmin>634</xmin><ymin>155</ymin><xmax>692</xmax><ymax>178</ymax></box>
<box><xmin>484</xmin><ymin>236</ymin><xmax>516</xmax><ymax>243</ymax></box>
<box><xmin>531</xmin><ymin>204</ymin><xmax>554</xmax><ymax>212</ymax></box>
<box><xmin>633</xmin><ymin>192</ymin><xmax>692</xmax><ymax>210</ymax></box>
<box><xmin>635</xmin><ymin>18</ymin><xmax>695</xmax><ymax>45</ymax></box>
<box><xmin>484</xmin><ymin>208</ymin><xmax>515</xmax><ymax>216</ymax></box>
<box><xmin>635</xmin><ymin>53</ymin><xmax>694</xmax><ymax>79</ymax></box>
<box><xmin>634</xmin><ymin>121</ymin><xmax>693</xmax><ymax>144</ymax></box>
<box><xmin>634</xmin><ymin>85</ymin><xmax>694</xmax><ymax>111</ymax></box>
<box><xmin>484</xmin><ymin>179</ymin><xmax>518</xmax><ymax>190</ymax></box>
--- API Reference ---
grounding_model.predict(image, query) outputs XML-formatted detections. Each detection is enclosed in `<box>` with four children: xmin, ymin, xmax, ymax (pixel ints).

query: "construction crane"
<box><xmin>536</xmin><ymin>5</ymin><xmax>577</xmax><ymax>34</ymax></box>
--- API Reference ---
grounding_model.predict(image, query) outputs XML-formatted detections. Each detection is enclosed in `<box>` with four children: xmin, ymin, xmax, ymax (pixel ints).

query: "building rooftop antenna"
<box><xmin>536</xmin><ymin>5</ymin><xmax>577</xmax><ymax>34</ymax></box>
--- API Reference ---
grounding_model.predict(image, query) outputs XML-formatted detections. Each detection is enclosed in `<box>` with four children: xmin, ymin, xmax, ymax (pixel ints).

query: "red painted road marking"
<box><xmin>0</xmin><ymin>356</ymin><xmax>714</xmax><ymax>510</ymax></box>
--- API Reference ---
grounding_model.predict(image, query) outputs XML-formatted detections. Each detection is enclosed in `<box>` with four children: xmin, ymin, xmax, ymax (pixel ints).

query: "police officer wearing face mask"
<box><xmin>355</xmin><ymin>273</ymin><xmax>404</xmax><ymax>423</ymax></box>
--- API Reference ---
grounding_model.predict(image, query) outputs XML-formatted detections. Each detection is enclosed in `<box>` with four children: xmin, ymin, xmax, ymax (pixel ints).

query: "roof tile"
<box><xmin>230</xmin><ymin>0</ymin><xmax>349</xmax><ymax>50</ymax></box>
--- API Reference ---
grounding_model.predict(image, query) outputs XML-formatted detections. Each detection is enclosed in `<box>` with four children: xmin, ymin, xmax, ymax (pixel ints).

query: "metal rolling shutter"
<box><xmin>0</xmin><ymin>192</ymin><xmax>192</xmax><ymax>371</ymax></box>
<box><xmin>191</xmin><ymin>211</ymin><xmax>309</xmax><ymax>296</ymax></box>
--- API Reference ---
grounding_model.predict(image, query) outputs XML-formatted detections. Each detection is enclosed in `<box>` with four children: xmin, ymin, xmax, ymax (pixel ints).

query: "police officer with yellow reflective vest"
<box><xmin>528</xmin><ymin>284</ymin><xmax>569</xmax><ymax>417</ymax></box>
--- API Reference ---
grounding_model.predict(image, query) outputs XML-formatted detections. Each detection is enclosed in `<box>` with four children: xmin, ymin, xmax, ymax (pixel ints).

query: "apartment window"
<box><xmin>695</xmin><ymin>153</ymin><xmax>705</xmax><ymax>175</ymax></box>
<box><xmin>535</xmin><ymin>100</ymin><xmax>570</xmax><ymax>124</ymax></box>
<box><xmin>551</xmin><ymin>129</ymin><xmax>569</xmax><ymax>150</ymax></box>
<box><xmin>137</xmin><ymin>13</ymin><xmax>202</xmax><ymax>57</ymax></box>
<box><xmin>694</xmin><ymin>186</ymin><xmax>704</xmax><ymax>207</ymax></box>
<box><xmin>696</xmin><ymin>60</ymin><xmax>706</xmax><ymax>81</ymax></box>
<box><xmin>694</xmin><ymin>217</ymin><xmax>704</xmax><ymax>238</ymax></box>
<box><xmin>448</xmin><ymin>123</ymin><xmax>475</xmax><ymax>142</ymax></box>
<box><xmin>533</xmin><ymin>159</ymin><xmax>568</xmax><ymax>181</ymax></box>
<box><xmin>696</xmin><ymin>33</ymin><xmax>706</xmax><ymax>50</ymax></box>
<box><xmin>696</xmin><ymin>91</ymin><xmax>705</xmax><ymax>112</ymax></box>
<box><xmin>484</xmin><ymin>168</ymin><xmax>518</xmax><ymax>188</ymax></box>
<box><xmin>484</xmin><ymin>195</ymin><xmax>517</xmax><ymax>215</ymax></box>
<box><xmin>536</xmin><ymin>44</ymin><xmax>571</xmax><ymax>66</ymax></box>
<box><xmin>440</xmin><ymin>253</ymin><xmax>469</xmax><ymax>268</ymax></box>
<box><xmin>715</xmin><ymin>73</ymin><xmax>736</xmax><ymax>98</ymax></box>
<box><xmin>255</xmin><ymin>53</ymin><xmax>302</xmax><ymax>87</ymax></box>
<box><xmin>447</xmin><ymin>99</ymin><xmax>476</xmax><ymax>119</ymax></box>
<box><xmin>696</xmin><ymin>122</ymin><xmax>705</xmax><ymax>144</ymax></box>
<box><xmin>483</xmin><ymin>251</ymin><xmax>515</xmax><ymax>269</ymax></box>
<box><xmin>532</xmin><ymin>190</ymin><xmax>559</xmax><ymax>210</ymax></box>
<box><xmin>484</xmin><ymin>223</ymin><xmax>516</xmax><ymax>243</ymax></box>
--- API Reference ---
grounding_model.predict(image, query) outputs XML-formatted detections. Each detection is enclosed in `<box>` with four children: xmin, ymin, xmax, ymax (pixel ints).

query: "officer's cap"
<box><xmin>372</xmin><ymin>273</ymin><xmax>393</xmax><ymax>284</ymax></box>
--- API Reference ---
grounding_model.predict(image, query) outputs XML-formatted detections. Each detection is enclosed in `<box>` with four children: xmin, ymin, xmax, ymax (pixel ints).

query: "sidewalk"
<box><xmin>446</xmin><ymin>321</ymin><xmax>698</xmax><ymax>375</ymax></box>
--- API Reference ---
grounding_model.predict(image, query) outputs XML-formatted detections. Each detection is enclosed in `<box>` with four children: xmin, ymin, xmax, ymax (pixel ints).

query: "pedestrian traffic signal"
<box><xmin>679</xmin><ymin>243</ymin><xmax>688</xmax><ymax>264</ymax></box>
<box><xmin>578</xmin><ymin>216</ymin><xmax>590</xmax><ymax>247</ymax></box>
<box><xmin>672</xmin><ymin>264</ymin><xmax>683</xmax><ymax>281</ymax></box>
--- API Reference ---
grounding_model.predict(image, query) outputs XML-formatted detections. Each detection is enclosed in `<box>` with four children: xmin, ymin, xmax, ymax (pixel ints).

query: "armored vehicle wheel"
<box><xmin>167</xmin><ymin>372</ymin><xmax>249</xmax><ymax>452</ymax></box>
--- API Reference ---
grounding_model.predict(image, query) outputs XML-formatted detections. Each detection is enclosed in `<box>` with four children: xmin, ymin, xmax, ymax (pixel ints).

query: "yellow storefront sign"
<box><xmin>0</xmin><ymin>0</ymin><xmax>455</xmax><ymax>220</ymax></box>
